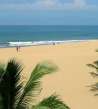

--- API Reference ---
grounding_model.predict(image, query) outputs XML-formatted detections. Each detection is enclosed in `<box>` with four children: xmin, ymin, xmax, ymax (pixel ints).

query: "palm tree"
<box><xmin>87</xmin><ymin>60</ymin><xmax>98</xmax><ymax>95</ymax></box>
<box><xmin>0</xmin><ymin>59</ymin><xmax>70</xmax><ymax>109</ymax></box>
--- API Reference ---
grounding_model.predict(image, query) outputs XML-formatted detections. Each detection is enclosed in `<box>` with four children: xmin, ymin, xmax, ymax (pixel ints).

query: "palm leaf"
<box><xmin>0</xmin><ymin>64</ymin><xmax>5</xmax><ymax>82</ymax></box>
<box><xmin>0</xmin><ymin>59</ymin><xmax>23</xmax><ymax>109</ymax></box>
<box><xmin>87</xmin><ymin>60</ymin><xmax>98</xmax><ymax>95</ymax></box>
<box><xmin>87</xmin><ymin>63</ymin><xmax>98</xmax><ymax>77</ymax></box>
<box><xmin>87</xmin><ymin>64</ymin><xmax>98</xmax><ymax>70</ymax></box>
<box><xmin>33</xmin><ymin>95</ymin><xmax>70</xmax><ymax>109</ymax></box>
<box><xmin>90</xmin><ymin>83</ymin><xmax>98</xmax><ymax>92</ymax></box>
<box><xmin>89</xmin><ymin>72</ymin><xmax>98</xmax><ymax>78</ymax></box>
<box><xmin>16</xmin><ymin>61</ymin><xmax>58</xmax><ymax>109</ymax></box>
<box><xmin>0</xmin><ymin>64</ymin><xmax>5</xmax><ymax>109</ymax></box>
<box><xmin>94</xmin><ymin>61</ymin><xmax>98</xmax><ymax>66</ymax></box>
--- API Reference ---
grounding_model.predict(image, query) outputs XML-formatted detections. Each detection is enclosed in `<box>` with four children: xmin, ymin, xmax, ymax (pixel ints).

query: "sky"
<box><xmin>0</xmin><ymin>0</ymin><xmax>98</xmax><ymax>25</ymax></box>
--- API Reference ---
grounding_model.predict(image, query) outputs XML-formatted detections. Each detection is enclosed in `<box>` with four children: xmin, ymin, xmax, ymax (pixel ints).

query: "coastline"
<box><xmin>0</xmin><ymin>39</ymin><xmax>98</xmax><ymax>48</ymax></box>
<box><xmin>0</xmin><ymin>40</ymin><xmax>98</xmax><ymax>109</ymax></box>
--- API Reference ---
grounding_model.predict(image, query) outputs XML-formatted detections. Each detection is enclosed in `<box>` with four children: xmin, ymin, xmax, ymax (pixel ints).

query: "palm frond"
<box><xmin>87</xmin><ymin>63</ymin><xmax>98</xmax><ymax>78</ymax></box>
<box><xmin>16</xmin><ymin>61</ymin><xmax>58</xmax><ymax>109</ymax></box>
<box><xmin>96</xmin><ymin>49</ymin><xmax>98</xmax><ymax>52</ymax></box>
<box><xmin>0</xmin><ymin>64</ymin><xmax>5</xmax><ymax>109</ymax></box>
<box><xmin>94</xmin><ymin>61</ymin><xmax>98</xmax><ymax>66</ymax></box>
<box><xmin>90</xmin><ymin>83</ymin><xmax>98</xmax><ymax>92</ymax></box>
<box><xmin>0</xmin><ymin>59</ymin><xmax>23</xmax><ymax>109</ymax></box>
<box><xmin>87</xmin><ymin>60</ymin><xmax>98</xmax><ymax>95</ymax></box>
<box><xmin>0</xmin><ymin>64</ymin><xmax>5</xmax><ymax>82</ymax></box>
<box><xmin>90</xmin><ymin>72</ymin><xmax>98</xmax><ymax>78</ymax></box>
<box><xmin>33</xmin><ymin>94</ymin><xmax>70</xmax><ymax>109</ymax></box>
<box><xmin>89</xmin><ymin>82</ymin><xmax>98</xmax><ymax>96</ymax></box>
<box><xmin>87</xmin><ymin>64</ymin><xmax>98</xmax><ymax>70</ymax></box>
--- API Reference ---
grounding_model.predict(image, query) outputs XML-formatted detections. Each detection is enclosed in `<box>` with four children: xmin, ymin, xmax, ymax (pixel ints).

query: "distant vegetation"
<box><xmin>0</xmin><ymin>59</ymin><xmax>70</xmax><ymax>109</ymax></box>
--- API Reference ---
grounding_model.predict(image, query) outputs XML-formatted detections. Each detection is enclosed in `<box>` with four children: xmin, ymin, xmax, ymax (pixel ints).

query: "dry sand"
<box><xmin>0</xmin><ymin>40</ymin><xmax>98</xmax><ymax>109</ymax></box>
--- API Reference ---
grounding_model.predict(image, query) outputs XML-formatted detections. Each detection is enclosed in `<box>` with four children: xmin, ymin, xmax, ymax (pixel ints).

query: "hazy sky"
<box><xmin>0</xmin><ymin>0</ymin><xmax>98</xmax><ymax>25</ymax></box>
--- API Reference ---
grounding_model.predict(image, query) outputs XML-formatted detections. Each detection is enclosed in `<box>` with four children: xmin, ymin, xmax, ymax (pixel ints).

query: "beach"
<box><xmin>0</xmin><ymin>40</ymin><xmax>98</xmax><ymax>109</ymax></box>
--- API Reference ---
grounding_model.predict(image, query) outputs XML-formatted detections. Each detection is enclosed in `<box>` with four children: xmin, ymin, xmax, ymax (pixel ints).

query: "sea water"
<box><xmin>0</xmin><ymin>25</ymin><xmax>98</xmax><ymax>47</ymax></box>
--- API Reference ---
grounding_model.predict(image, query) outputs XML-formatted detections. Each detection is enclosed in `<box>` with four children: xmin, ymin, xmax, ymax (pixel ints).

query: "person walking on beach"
<box><xmin>16</xmin><ymin>46</ymin><xmax>19</xmax><ymax>52</ymax></box>
<box><xmin>16</xmin><ymin>45</ymin><xmax>21</xmax><ymax>52</ymax></box>
<box><xmin>16</xmin><ymin>41</ymin><xmax>21</xmax><ymax>52</ymax></box>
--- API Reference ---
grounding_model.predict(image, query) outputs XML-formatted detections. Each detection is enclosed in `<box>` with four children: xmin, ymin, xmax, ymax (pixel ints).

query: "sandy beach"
<box><xmin>0</xmin><ymin>40</ymin><xmax>98</xmax><ymax>109</ymax></box>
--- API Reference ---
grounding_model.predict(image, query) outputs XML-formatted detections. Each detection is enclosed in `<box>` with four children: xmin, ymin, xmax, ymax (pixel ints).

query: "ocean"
<box><xmin>0</xmin><ymin>25</ymin><xmax>98</xmax><ymax>47</ymax></box>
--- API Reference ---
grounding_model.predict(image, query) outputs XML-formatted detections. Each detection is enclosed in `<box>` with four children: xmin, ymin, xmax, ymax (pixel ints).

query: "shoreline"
<box><xmin>0</xmin><ymin>39</ymin><xmax>98</xmax><ymax>48</ymax></box>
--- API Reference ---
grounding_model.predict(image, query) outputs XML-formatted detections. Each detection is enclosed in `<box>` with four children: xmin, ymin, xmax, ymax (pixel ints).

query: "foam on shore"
<box><xmin>0</xmin><ymin>40</ymin><xmax>97</xmax><ymax>48</ymax></box>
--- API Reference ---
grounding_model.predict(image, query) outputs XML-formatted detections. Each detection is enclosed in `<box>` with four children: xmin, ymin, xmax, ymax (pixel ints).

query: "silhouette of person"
<box><xmin>16</xmin><ymin>46</ymin><xmax>18</xmax><ymax>52</ymax></box>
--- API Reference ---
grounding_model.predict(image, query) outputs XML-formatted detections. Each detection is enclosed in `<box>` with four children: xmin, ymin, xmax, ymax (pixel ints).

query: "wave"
<box><xmin>9</xmin><ymin>41</ymin><xmax>65</xmax><ymax>46</ymax></box>
<box><xmin>0</xmin><ymin>40</ymin><xmax>97</xmax><ymax>48</ymax></box>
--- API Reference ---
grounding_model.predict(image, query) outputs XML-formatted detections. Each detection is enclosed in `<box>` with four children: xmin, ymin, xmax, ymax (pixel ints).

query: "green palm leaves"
<box><xmin>87</xmin><ymin>60</ymin><xmax>98</xmax><ymax>95</ymax></box>
<box><xmin>0</xmin><ymin>59</ymin><xmax>70</xmax><ymax>109</ymax></box>
<box><xmin>0</xmin><ymin>60</ymin><xmax>23</xmax><ymax>109</ymax></box>
<box><xmin>34</xmin><ymin>95</ymin><xmax>70</xmax><ymax>109</ymax></box>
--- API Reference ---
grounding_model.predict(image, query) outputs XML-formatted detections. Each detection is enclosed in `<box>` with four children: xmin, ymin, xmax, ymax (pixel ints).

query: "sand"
<box><xmin>0</xmin><ymin>40</ymin><xmax>98</xmax><ymax>109</ymax></box>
